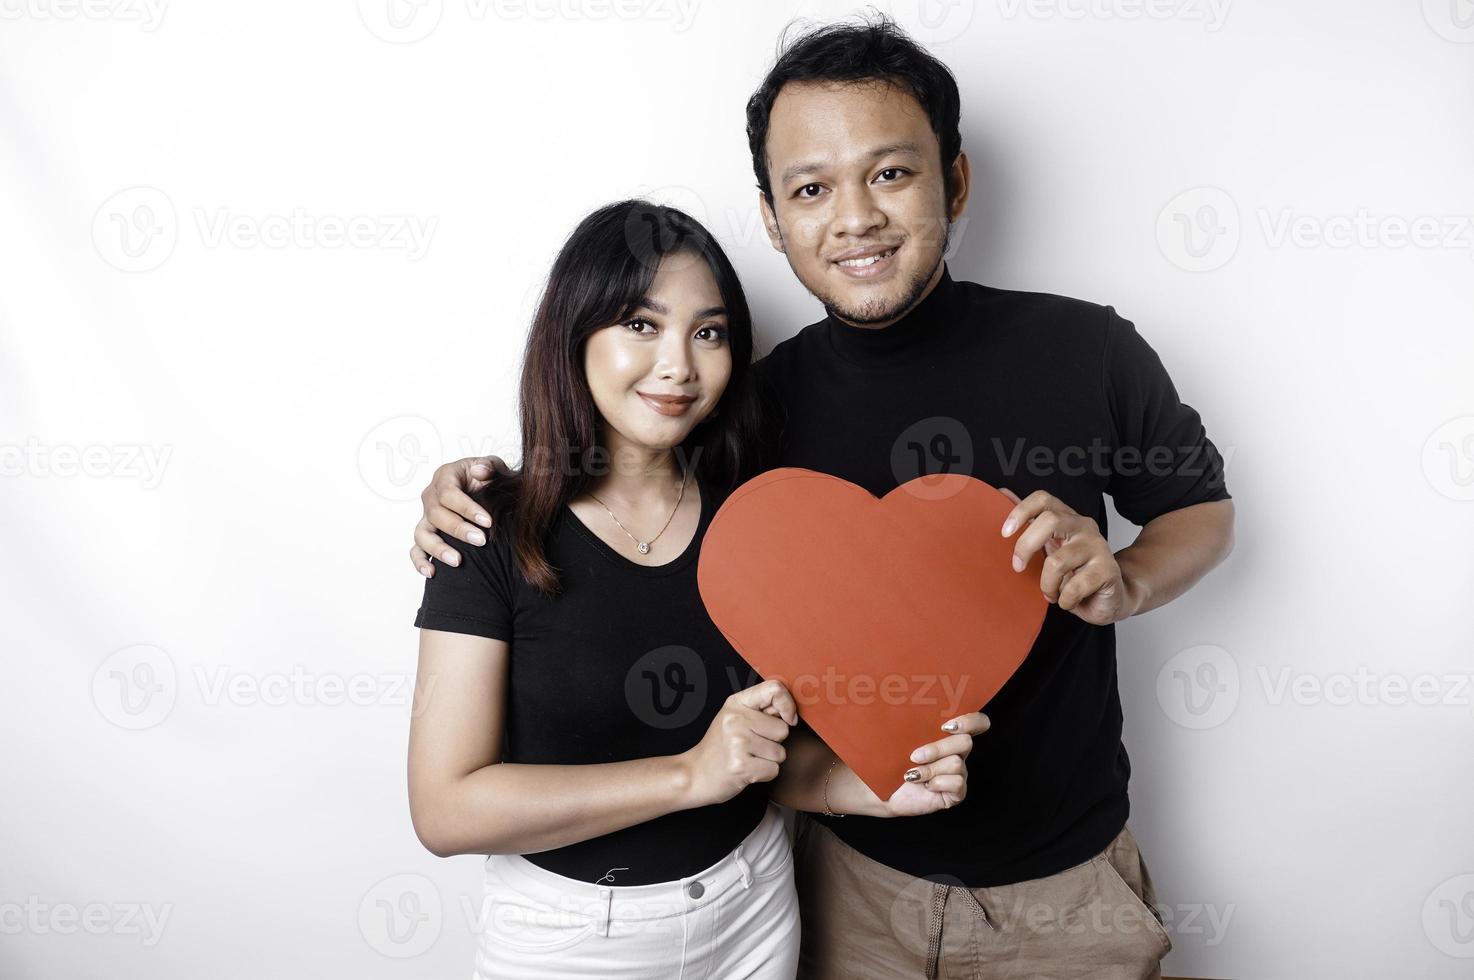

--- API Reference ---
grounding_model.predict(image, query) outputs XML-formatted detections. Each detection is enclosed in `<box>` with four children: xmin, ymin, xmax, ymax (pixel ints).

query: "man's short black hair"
<box><xmin>745</xmin><ymin>12</ymin><xmax>963</xmax><ymax>206</ymax></box>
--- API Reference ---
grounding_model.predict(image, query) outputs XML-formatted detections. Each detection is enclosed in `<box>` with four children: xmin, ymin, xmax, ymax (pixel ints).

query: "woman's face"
<box><xmin>583</xmin><ymin>252</ymin><xmax>733</xmax><ymax>457</ymax></box>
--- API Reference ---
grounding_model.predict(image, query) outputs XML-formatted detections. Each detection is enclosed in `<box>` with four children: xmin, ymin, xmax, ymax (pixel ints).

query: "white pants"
<box><xmin>472</xmin><ymin>803</ymin><xmax>800</xmax><ymax>979</ymax></box>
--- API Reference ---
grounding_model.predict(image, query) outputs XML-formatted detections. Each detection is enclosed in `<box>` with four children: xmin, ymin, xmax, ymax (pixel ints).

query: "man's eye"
<box><xmin>877</xmin><ymin>168</ymin><xmax>908</xmax><ymax>182</ymax></box>
<box><xmin>796</xmin><ymin>183</ymin><xmax>823</xmax><ymax>199</ymax></box>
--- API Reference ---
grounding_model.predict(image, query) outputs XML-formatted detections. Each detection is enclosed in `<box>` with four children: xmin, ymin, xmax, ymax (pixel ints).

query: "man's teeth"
<box><xmin>838</xmin><ymin>248</ymin><xmax>896</xmax><ymax>267</ymax></box>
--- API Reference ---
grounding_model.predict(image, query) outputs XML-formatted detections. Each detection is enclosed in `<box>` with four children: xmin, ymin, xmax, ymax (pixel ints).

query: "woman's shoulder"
<box><xmin>465</xmin><ymin>480</ymin><xmax>573</xmax><ymax>597</ymax></box>
<box><xmin>443</xmin><ymin>482</ymin><xmax>524</xmax><ymax>577</ymax></box>
<box><xmin>417</xmin><ymin>482</ymin><xmax>529</xmax><ymax>631</ymax></box>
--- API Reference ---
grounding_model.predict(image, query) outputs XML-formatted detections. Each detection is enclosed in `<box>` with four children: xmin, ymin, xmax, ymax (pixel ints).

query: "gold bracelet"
<box><xmin>822</xmin><ymin>759</ymin><xmax>846</xmax><ymax>818</ymax></box>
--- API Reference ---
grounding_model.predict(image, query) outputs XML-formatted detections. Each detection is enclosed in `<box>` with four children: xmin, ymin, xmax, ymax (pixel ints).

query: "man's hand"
<box><xmin>999</xmin><ymin>487</ymin><xmax>1142</xmax><ymax>626</ymax></box>
<box><xmin>879</xmin><ymin>711</ymin><xmax>989</xmax><ymax>817</ymax></box>
<box><xmin>411</xmin><ymin>456</ymin><xmax>513</xmax><ymax>577</ymax></box>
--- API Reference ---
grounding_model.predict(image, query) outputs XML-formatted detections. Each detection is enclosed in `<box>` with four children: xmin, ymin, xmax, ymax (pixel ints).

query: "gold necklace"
<box><xmin>587</xmin><ymin>468</ymin><xmax>690</xmax><ymax>556</ymax></box>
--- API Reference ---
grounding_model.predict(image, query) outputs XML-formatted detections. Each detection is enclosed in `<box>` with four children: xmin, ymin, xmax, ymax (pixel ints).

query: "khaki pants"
<box><xmin>792</xmin><ymin>813</ymin><xmax>1171</xmax><ymax>980</ymax></box>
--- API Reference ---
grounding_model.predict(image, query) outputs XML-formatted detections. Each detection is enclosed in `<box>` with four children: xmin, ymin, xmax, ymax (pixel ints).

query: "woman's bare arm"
<box><xmin>407</xmin><ymin>628</ymin><xmax>794</xmax><ymax>858</ymax></box>
<box><xmin>769</xmin><ymin>726</ymin><xmax>887</xmax><ymax>817</ymax></box>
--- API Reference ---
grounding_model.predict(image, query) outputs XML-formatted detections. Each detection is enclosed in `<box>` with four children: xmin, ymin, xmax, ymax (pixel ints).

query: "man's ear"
<box><xmin>947</xmin><ymin>150</ymin><xmax>972</xmax><ymax>222</ymax></box>
<box><xmin>758</xmin><ymin>190</ymin><xmax>785</xmax><ymax>253</ymax></box>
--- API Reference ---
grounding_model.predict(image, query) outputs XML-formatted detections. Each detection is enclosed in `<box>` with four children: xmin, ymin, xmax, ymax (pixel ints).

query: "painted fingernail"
<box><xmin>942</xmin><ymin>720</ymin><xmax>959</xmax><ymax>732</ymax></box>
<box><xmin>1012</xmin><ymin>555</ymin><xmax>1024</xmax><ymax>572</ymax></box>
<box><xmin>1001</xmin><ymin>518</ymin><xmax>1016</xmax><ymax>536</ymax></box>
<box><xmin>904</xmin><ymin>769</ymin><xmax>922</xmax><ymax>782</ymax></box>
<box><xmin>468</xmin><ymin>529</ymin><xmax>486</xmax><ymax>546</ymax></box>
<box><xmin>910</xmin><ymin>748</ymin><xmax>927</xmax><ymax>764</ymax></box>
<box><xmin>476</xmin><ymin>512</ymin><xmax>492</xmax><ymax>527</ymax></box>
<box><xmin>442</xmin><ymin>551</ymin><xmax>459</xmax><ymax>567</ymax></box>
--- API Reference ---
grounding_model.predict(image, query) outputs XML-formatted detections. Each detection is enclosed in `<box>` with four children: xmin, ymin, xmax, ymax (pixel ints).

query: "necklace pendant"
<box><xmin>637</xmin><ymin>541</ymin><xmax>650</xmax><ymax>555</ymax></box>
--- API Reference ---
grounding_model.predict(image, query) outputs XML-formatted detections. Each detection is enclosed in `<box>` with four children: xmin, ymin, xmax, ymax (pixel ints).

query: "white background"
<box><xmin>2</xmin><ymin>1</ymin><xmax>1472</xmax><ymax>977</ymax></box>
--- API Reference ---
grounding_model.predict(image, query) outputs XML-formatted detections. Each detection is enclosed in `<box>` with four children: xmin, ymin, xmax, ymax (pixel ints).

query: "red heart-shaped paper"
<box><xmin>697</xmin><ymin>468</ymin><xmax>1048</xmax><ymax>800</ymax></box>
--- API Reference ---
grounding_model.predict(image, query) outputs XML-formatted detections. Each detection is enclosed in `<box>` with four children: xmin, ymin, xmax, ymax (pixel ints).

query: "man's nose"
<box><xmin>832</xmin><ymin>181</ymin><xmax>886</xmax><ymax>237</ymax></box>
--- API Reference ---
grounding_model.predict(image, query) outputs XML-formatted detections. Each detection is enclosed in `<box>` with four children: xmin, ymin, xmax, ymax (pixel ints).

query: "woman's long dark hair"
<box><xmin>485</xmin><ymin>199</ymin><xmax>765</xmax><ymax>595</ymax></box>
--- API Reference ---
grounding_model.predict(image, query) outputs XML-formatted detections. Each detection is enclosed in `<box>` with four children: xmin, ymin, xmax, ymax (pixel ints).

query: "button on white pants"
<box><xmin>472</xmin><ymin>803</ymin><xmax>800</xmax><ymax>979</ymax></box>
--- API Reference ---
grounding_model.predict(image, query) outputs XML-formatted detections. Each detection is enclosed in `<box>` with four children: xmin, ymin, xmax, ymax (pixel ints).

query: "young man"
<box><xmin>409</xmin><ymin>17</ymin><xmax>1234</xmax><ymax>980</ymax></box>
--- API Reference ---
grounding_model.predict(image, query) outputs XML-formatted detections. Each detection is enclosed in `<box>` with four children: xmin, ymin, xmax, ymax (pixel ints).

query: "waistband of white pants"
<box><xmin>484</xmin><ymin>803</ymin><xmax>786</xmax><ymax>934</ymax></box>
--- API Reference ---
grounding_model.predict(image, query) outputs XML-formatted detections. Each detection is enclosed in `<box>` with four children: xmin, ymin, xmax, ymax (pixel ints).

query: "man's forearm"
<box><xmin>1115</xmin><ymin>498</ymin><xmax>1235</xmax><ymax>620</ymax></box>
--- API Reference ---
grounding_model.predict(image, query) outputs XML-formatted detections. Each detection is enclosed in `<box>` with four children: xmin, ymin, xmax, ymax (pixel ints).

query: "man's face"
<box><xmin>759</xmin><ymin>79</ymin><xmax>968</xmax><ymax>328</ymax></box>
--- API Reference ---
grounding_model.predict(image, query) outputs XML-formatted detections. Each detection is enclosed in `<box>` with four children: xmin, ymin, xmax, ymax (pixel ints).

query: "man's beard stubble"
<box><xmin>791</xmin><ymin>220</ymin><xmax>953</xmax><ymax>327</ymax></box>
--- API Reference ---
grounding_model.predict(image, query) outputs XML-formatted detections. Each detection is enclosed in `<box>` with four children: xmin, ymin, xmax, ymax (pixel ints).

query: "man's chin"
<box><xmin>793</xmin><ymin>252</ymin><xmax>938</xmax><ymax>325</ymax></box>
<box><xmin>821</xmin><ymin>275</ymin><xmax>929</xmax><ymax>325</ymax></box>
<box><xmin>825</xmin><ymin>299</ymin><xmax>908</xmax><ymax>325</ymax></box>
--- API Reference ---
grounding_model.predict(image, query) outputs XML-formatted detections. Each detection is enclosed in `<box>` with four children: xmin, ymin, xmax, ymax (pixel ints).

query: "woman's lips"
<box><xmin>638</xmin><ymin>392</ymin><xmax>696</xmax><ymax>417</ymax></box>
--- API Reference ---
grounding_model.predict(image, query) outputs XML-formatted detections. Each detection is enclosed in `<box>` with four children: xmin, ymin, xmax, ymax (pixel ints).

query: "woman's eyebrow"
<box><xmin>635</xmin><ymin>297</ymin><xmax>728</xmax><ymax>320</ymax></box>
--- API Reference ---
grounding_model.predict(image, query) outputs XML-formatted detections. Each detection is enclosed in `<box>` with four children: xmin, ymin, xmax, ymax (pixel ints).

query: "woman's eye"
<box><xmin>623</xmin><ymin>317</ymin><xmax>655</xmax><ymax>334</ymax></box>
<box><xmin>696</xmin><ymin>325</ymin><xmax>728</xmax><ymax>343</ymax></box>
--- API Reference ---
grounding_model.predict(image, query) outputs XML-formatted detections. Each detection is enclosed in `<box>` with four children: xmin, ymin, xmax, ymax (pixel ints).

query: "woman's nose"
<box><xmin>655</xmin><ymin>336</ymin><xmax>694</xmax><ymax>381</ymax></box>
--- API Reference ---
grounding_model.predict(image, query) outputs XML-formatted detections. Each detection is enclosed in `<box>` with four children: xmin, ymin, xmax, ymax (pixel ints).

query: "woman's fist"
<box><xmin>678</xmin><ymin>680</ymin><xmax>797</xmax><ymax>808</ymax></box>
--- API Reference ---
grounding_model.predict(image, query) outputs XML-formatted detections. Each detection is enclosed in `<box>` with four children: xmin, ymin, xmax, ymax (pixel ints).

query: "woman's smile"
<box><xmin>637</xmin><ymin>390</ymin><xmax>698</xmax><ymax>417</ymax></box>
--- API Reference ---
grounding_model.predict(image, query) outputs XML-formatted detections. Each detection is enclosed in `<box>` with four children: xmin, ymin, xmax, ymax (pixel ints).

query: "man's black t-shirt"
<box><xmin>755</xmin><ymin>263</ymin><xmax>1231</xmax><ymax>887</ymax></box>
<box><xmin>412</xmin><ymin>471</ymin><xmax>768</xmax><ymax>885</ymax></box>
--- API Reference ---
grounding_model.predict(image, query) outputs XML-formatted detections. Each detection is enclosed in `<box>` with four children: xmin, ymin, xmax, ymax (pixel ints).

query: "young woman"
<box><xmin>408</xmin><ymin>200</ymin><xmax>984</xmax><ymax>978</ymax></box>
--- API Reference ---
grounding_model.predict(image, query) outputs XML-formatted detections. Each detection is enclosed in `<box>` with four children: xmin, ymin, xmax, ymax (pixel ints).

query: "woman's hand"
<box><xmin>878</xmin><ymin>711</ymin><xmax>989</xmax><ymax>817</ymax></box>
<box><xmin>677</xmin><ymin>680</ymin><xmax>798</xmax><ymax>809</ymax></box>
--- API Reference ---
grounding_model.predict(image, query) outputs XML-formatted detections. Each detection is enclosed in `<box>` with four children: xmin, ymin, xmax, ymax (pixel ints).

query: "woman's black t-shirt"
<box><xmin>412</xmin><ymin>471</ymin><xmax>768</xmax><ymax>885</ymax></box>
